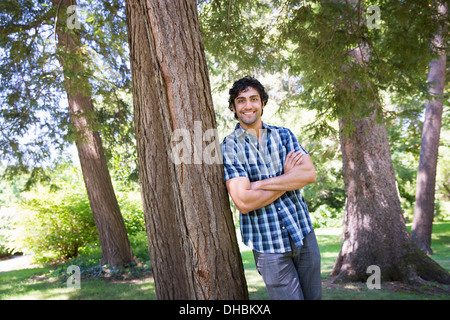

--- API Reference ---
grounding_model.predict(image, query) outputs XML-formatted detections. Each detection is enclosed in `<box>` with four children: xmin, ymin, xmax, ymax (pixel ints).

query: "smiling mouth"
<box><xmin>242</xmin><ymin>111</ymin><xmax>256</xmax><ymax>116</ymax></box>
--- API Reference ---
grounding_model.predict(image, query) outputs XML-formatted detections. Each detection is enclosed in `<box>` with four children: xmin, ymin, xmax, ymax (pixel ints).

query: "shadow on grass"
<box><xmin>1</xmin><ymin>223</ymin><xmax>449</xmax><ymax>300</ymax></box>
<box><xmin>0</xmin><ymin>265</ymin><xmax>155</xmax><ymax>300</ymax></box>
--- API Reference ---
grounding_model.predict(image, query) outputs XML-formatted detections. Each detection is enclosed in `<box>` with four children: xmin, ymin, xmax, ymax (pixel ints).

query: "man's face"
<box><xmin>232</xmin><ymin>87</ymin><xmax>264</xmax><ymax>130</ymax></box>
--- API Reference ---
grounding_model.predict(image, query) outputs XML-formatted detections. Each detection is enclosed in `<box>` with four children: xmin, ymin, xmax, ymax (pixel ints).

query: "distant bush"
<box><xmin>116</xmin><ymin>192</ymin><xmax>149</xmax><ymax>261</ymax></box>
<box><xmin>310</xmin><ymin>204</ymin><xmax>343</xmax><ymax>229</ymax></box>
<box><xmin>9</xmin><ymin>186</ymin><xmax>148</xmax><ymax>264</ymax></box>
<box><xmin>117</xmin><ymin>192</ymin><xmax>146</xmax><ymax>236</ymax></box>
<box><xmin>13</xmin><ymin>189</ymin><xmax>98</xmax><ymax>262</ymax></box>
<box><xmin>0</xmin><ymin>207</ymin><xmax>16</xmax><ymax>258</ymax></box>
<box><xmin>128</xmin><ymin>231</ymin><xmax>149</xmax><ymax>261</ymax></box>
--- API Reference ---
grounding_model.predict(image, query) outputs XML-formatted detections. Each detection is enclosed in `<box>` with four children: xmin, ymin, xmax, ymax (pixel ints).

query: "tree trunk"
<box><xmin>411</xmin><ymin>3</ymin><xmax>447</xmax><ymax>255</ymax></box>
<box><xmin>55</xmin><ymin>0</ymin><xmax>134</xmax><ymax>266</ymax></box>
<box><xmin>332</xmin><ymin>114</ymin><xmax>449</xmax><ymax>284</ymax></box>
<box><xmin>125</xmin><ymin>0</ymin><xmax>248</xmax><ymax>299</ymax></box>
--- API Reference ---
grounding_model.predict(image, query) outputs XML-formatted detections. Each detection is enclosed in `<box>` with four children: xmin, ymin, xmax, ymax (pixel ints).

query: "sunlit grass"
<box><xmin>1</xmin><ymin>223</ymin><xmax>449</xmax><ymax>300</ymax></box>
<box><xmin>0</xmin><ymin>265</ymin><xmax>155</xmax><ymax>300</ymax></box>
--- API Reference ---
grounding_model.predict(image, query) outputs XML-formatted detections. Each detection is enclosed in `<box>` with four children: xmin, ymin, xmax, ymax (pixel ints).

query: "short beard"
<box><xmin>234</xmin><ymin>109</ymin><xmax>263</xmax><ymax>120</ymax></box>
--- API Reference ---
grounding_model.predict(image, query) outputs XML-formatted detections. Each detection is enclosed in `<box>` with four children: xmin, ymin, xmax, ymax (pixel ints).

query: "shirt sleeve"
<box><xmin>285</xmin><ymin>128</ymin><xmax>308</xmax><ymax>155</ymax></box>
<box><xmin>221</xmin><ymin>137</ymin><xmax>249</xmax><ymax>181</ymax></box>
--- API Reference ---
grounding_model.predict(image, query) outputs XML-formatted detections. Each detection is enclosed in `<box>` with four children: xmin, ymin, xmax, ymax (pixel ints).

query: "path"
<box><xmin>0</xmin><ymin>255</ymin><xmax>35</xmax><ymax>273</ymax></box>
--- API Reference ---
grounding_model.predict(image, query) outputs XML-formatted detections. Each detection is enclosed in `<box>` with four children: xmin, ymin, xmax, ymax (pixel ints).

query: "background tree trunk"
<box><xmin>55</xmin><ymin>0</ymin><xmax>134</xmax><ymax>266</ymax></box>
<box><xmin>411</xmin><ymin>3</ymin><xmax>447</xmax><ymax>255</ymax></box>
<box><xmin>126</xmin><ymin>0</ymin><xmax>248</xmax><ymax>299</ymax></box>
<box><xmin>332</xmin><ymin>114</ymin><xmax>449</xmax><ymax>284</ymax></box>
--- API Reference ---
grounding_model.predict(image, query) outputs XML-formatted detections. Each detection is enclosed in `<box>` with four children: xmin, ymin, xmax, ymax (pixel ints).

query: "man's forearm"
<box><xmin>226</xmin><ymin>176</ymin><xmax>285</xmax><ymax>214</ymax></box>
<box><xmin>238</xmin><ymin>188</ymin><xmax>285</xmax><ymax>214</ymax></box>
<box><xmin>251</xmin><ymin>166</ymin><xmax>316</xmax><ymax>191</ymax></box>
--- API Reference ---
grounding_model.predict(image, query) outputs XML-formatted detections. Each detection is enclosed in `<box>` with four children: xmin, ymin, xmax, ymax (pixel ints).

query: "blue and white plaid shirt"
<box><xmin>222</xmin><ymin>122</ymin><xmax>314</xmax><ymax>253</ymax></box>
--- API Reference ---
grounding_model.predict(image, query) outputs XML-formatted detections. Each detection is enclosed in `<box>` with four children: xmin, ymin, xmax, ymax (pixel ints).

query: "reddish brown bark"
<box><xmin>126</xmin><ymin>0</ymin><xmax>248</xmax><ymax>299</ymax></box>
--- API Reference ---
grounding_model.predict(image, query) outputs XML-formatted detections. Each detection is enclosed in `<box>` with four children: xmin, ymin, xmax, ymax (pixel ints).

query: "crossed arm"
<box><xmin>225</xmin><ymin>151</ymin><xmax>316</xmax><ymax>214</ymax></box>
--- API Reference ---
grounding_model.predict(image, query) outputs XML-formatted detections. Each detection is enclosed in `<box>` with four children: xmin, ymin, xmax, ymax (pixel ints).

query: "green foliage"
<box><xmin>4</xmin><ymin>161</ymin><xmax>147</xmax><ymax>263</ymax></box>
<box><xmin>0</xmin><ymin>1</ymin><xmax>68</xmax><ymax>168</ymax></box>
<box><xmin>48</xmin><ymin>241</ymin><xmax>151</xmax><ymax>283</ymax></box>
<box><xmin>0</xmin><ymin>0</ymin><xmax>134</xmax><ymax>185</ymax></box>
<box><xmin>386</xmin><ymin>101</ymin><xmax>422</xmax><ymax>219</ymax></box>
<box><xmin>310</xmin><ymin>205</ymin><xmax>343</xmax><ymax>229</ymax></box>
<box><xmin>199</xmin><ymin>0</ymin><xmax>280</xmax><ymax>80</ymax></box>
<box><xmin>12</xmin><ymin>187</ymin><xmax>147</xmax><ymax>263</ymax></box>
<box><xmin>0</xmin><ymin>207</ymin><xmax>15</xmax><ymax>257</ymax></box>
<box><xmin>128</xmin><ymin>231</ymin><xmax>150</xmax><ymax>262</ymax></box>
<box><xmin>201</xmin><ymin>0</ymin><xmax>447</xmax><ymax>137</ymax></box>
<box><xmin>13</xmin><ymin>188</ymin><xmax>98</xmax><ymax>262</ymax></box>
<box><xmin>435</xmin><ymin>121</ymin><xmax>450</xmax><ymax>221</ymax></box>
<box><xmin>116</xmin><ymin>192</ymin><xmax>146</xmax><ymax>237</ymax></box>
<box><xmin>386</xmin><ymin>100</ymin><xmax>450</xmax><ymax>222</ymax></box>
<box><xmin>278</xmin><ymin>0</ymin><xmax>445</xmax><ymax>136</ymax></box>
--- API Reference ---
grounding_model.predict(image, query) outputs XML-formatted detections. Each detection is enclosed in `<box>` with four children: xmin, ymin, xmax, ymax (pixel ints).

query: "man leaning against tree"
<box><xmin>221</xmin><ymin>76</ymin><xmax>322</xmax><ymax>300</ymax></box>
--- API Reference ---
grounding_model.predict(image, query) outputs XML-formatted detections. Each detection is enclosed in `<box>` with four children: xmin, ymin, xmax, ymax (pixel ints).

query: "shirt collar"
<box><xmin>233</xmin><ymin>121</ymin><xmax>273</xmax><ymax>138</ymax></box>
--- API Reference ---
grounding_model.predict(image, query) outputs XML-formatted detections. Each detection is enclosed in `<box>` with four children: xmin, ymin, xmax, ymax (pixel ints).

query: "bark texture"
<box><xmin>411</xmin><ymin>3</ymin><xmax>447</xmax><ymax>255</ymax></box>
<box><xmin>126</xmin><ymin>0</ymin><xmax>248</xmax><ymax>299</ymax></box>
<box><xmin>55</xmin><ymin>0</ymin><xmax>134</xmax><ymax>266</ymax></box>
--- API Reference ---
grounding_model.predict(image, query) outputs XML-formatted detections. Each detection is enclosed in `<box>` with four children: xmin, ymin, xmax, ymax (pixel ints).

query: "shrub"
<box><xmin>116</xmin><ymin>192</ymin><xmax>149</xmax><ymax>261</ymax></box>
<box><xmin>13</xmin><ymin>188</ymin><xmax>98</xmax><ymax>262</ymax></box>
<box><xmin>310</xmin><ymin>204</ymin><xmax>343</xmax><ymax>229</ymax></box>
<box><xmin>0</xmin><ymin>207</ymin><xmax>16</xmax><ymax>258</ymax></box>
<box><xmin>128</xmin><ymin>231</ymin><xmax>149</xmax><ymax>261</ymax></box>
<box><xmin>117</xmin><ymin>192</ymin><xmax>146</xmax><ymax>236</ymax></box>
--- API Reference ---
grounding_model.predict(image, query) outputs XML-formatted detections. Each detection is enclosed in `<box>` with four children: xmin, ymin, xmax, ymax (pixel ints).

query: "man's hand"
<box><xmin>284</xmin><ymin>150</ymin><xmax>304</xmax><ymax>173</ymax></box>
<box><xmin>252</xmin><ymin>152</ymin><xmax>316</xmax><ymax>192</ymax></box>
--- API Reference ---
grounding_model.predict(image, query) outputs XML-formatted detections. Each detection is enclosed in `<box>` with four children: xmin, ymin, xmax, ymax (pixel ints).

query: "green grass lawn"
<box><xmin>0</xmin><ymin>266</ymin><xmax>156</xmax><ymax>300</ymax></box>
<box><xmin>1</xmin><ymin>222</ymin><xmax>449</xmax><ymax>300</ymax></box>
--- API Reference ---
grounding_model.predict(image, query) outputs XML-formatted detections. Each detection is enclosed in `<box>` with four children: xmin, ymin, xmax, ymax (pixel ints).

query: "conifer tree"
<box><xmin>200</xmin><ymin>0</ymin><xmax>449</xmax><ymax>283</ymax></box>
<box><xmin>0</xmin><ymin>0</ymin><xmax>134</xmax><ymax>266</ymax></box>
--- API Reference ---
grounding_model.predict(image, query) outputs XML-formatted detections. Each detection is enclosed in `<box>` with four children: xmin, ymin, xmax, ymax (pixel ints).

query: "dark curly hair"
<box><xmin>228</xmin><ymin>76</ymin><xmax>269</xmax><ymax>119</ymax></box>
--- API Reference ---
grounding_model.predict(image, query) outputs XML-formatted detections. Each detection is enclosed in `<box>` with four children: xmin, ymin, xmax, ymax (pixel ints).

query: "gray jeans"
<box><xmin>253</xmin><ymin>230</ymin><xmax>322</xmax><ymax>300</ymax></box>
